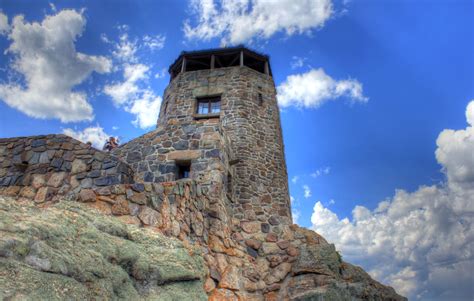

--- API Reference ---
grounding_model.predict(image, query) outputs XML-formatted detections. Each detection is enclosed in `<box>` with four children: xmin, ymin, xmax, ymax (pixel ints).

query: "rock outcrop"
<box><xmin>0</xmin><ymin>196</ymin><xmax>207</xmax><ymax>300</ymax></box>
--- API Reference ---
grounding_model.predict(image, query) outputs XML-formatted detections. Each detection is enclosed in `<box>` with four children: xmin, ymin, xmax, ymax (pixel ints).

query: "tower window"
<box><xmin>197</xmin><ymin>97</ymin><xmax>221</xmax><ymax>115</ymax></box>
<box><xmin>258</xmin><ymin>93</ymin><xmax>263</xmax><ymax>105</ymax></box>
<box><xmin>176</xmin><ymin>161</ymin><xmax>191</xmax><ymax>179</ymax></box>
<box><xmin>227</xmin><ymin>173</ymin><xmax>233</xmax><ymax>199</ymax></box>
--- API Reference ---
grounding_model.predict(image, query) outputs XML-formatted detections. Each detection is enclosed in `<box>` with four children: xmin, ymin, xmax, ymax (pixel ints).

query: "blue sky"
<box><xmin>0</xmin><ymin>1</ymin><xmax>473</xmax><ymax>300</ymax></box>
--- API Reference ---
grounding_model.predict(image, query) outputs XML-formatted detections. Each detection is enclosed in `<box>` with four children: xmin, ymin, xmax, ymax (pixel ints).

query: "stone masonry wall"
<box><xmin>0</xmin><ymin>135</ymin><xmax>134</xmax><ymax>202</ymax></box>
<box><xmin>157</xmin><ymin>66</ymin><xmax>291</xmax><ymax>227</ymax></box>
<box><xmin>0</xmin><ymin>180</ymin><xmax>405</xmax><ymax>300</ymax></box>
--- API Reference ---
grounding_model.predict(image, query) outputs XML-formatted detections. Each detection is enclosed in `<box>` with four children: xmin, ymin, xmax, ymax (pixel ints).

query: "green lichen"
<box><xmin>0</xmin><ymin>196</ymin><xmax>207</xmax><ymax>301</ymax></box>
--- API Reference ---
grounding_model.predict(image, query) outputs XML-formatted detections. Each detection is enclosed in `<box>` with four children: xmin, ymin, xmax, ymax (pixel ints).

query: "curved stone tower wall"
<box><xmin>158</xmin><ymin>66</ymin><xmax>291</xmax><ymax>225</ymax></box>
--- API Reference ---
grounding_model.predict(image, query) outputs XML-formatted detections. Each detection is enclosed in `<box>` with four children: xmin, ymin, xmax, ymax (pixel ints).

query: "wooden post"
<box><xmin>181</xmin><ymin>57</ymin><xmax>186</xmax><ymax>73</ymax></box>
<box><xmin>264</xmin><ymin>61</ymin><xmax>269</xmax><ymax>75</ymax></box>
<box><xmin>240</xmin><ymin>51</ymin><xmax>244</xmax><ymax>67</ymax></box>
<box><xmin>211</xmin><ymin>54</ymin><xmax>215</xmax><ymax>69</ymax></box>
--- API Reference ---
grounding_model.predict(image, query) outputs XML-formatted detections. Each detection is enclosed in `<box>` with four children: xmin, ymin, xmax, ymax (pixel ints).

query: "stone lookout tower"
<box><xmin>0</xmin><ymin>47</ymin><xmax>406</xmax><ymax>300</ymax></box>
<box><xmin>114</xmin><ymin>46</ymin><xmax>291</xmax><ymax>225</ymax></box>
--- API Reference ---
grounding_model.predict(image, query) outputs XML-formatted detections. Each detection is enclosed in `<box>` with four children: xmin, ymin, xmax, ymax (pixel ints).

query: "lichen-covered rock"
<box><xmin>278</xmin><ymin>226</ymin><xmax>406</xmax><ymax>301</ymax></box>
<box><xmin>0</xmin><ymin>196</ymin><xmax>207</xmax><ymax>300</ymax></box>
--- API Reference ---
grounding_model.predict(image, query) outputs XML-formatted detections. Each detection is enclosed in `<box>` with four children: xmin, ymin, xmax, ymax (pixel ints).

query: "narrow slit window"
<box><xmin>227</xmin><ymin>173</ymin><xmax>232</xmax><ymax>198</ymax></box>
<box><xmin>197</xmin><ymin>97</ymin><xmax>221</xmax><ymax>115</ymax></box>
<box><xmin>176</xmin><ymin>161</ymin><xmax>191</xmax><ymax>179</ymax></box>
<box><xmin>258</xmin><ymin>93</ymin><xmax>263</xmax><ymax>105</ymax></box>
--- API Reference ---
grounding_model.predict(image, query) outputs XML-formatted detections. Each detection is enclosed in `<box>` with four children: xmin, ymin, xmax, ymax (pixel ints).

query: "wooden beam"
<box><xmin>215</xmin><ymin>55</ymin><xmax>222</xmax><ymax>68</ymax></box>
<box><xmin>228</xmin><ymin>53</ymin><xmax>240</xmax><ymax>67</ymax></box>
<box><xmin>211</xmin><ymin>55</ymin><xmax>215</xmax><ymax>69</ymax></box>
<box><xmin>240</xmin><ymin>51</ymin><xmax>244</xmax><ymax>67</ymax></box>
<box><xmin>181</xmin><ymin>57</ymin><xmax>186</xmax><ymax>73</ymax></box>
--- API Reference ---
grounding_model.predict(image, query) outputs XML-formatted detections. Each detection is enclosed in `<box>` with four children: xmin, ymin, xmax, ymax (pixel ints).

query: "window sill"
<box><xmin>193</xmin><ymin>113</ymin><xmax>221</xmax><ymax>120</ymax></box>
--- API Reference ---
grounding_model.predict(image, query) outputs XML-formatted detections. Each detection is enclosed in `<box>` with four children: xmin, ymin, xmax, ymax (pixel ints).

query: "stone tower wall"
<box><xmin>158</xmin><ymin>66</ymin><xmax>291</xmax><ymax>226</ymax></box>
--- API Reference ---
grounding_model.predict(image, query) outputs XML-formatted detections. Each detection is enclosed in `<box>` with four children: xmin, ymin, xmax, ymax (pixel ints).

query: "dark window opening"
<box><xmin>243</xmin><ymin>53</ymin><xmax>266</xmax><ymax>73</ymax></box>
<box><xmin>169</xmin><ymin>49</ymin><xmax>272</xmax><ymax>80</ymax></box>
<box><xmin>197</xmin><ymin>97</ymin><xmax>221</xmax><ymax>115</ymax></box>
<box><xmin>227</xmin><ymin>173</ymin><xmax>232</xmax><ymax>198</ymax></box>
<box><xmin>163</xmin><ymin>101</ymin><xmax>168</xmax><ymax>115</ymax></box>
<box><xmin>186</xmin><ymin>55</ymin><xmax>212</xmax><ymax>72</ymax></box>
<box><xmin>258</xmin><ymin>93</ymin><xmax>263</xmax><ymax>105</ymax></box>
<box><xmin>176</xmin><ymin>161</ymin><xmax>191</xmax><ymax>179</ymax></box>
<box><xmin>214</xmin><ymin>52</ymin><xmax>241</xmax><ymax>68</ymax></box>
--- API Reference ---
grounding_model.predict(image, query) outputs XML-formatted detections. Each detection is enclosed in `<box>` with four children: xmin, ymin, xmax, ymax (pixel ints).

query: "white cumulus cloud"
<box><xmin>277</xmin><ymin>68</ymin><xmax>367</xmax><ymax>109</ymax></box>
<box><xmin>435</xmin><ymin>100</ymin><xmax>474</xmax><ymax>193</ymax></box>
<box><xmin>128</xmin><ymin>90</ymin><xmax>162</xmax><ymax>129</ymax></box>
<box><xmin>310</xmin><ymin>100</ymin><xmax>474</xmax><ymax>300</ymax></box>
<box><xmin>0</xmin><ymin>12</ymin><xmax>9</xmax><ymax>34</ymax></box>
<box><xmin>184</xmin><ymin>0</ymin><xmax>333</xmax><ymax>45</ymax></box>
<box><xmin>104</xmin><ymin>63</ymin><xmax>149</xmax><ymax>107</ymax></box>
<box><xmin>63</xmin><ymin>125</ymin><xmax>112</xmax><ymax>149</ymax></box>
<box><xmin>0</xmin><ymin>10</ymin><xmax>111</xmax><ymax>122</ymax></box>
<box><xmin>102</xmin><ymin>30</ymin><xmax>164</xmax><ymax>129</ymax></box>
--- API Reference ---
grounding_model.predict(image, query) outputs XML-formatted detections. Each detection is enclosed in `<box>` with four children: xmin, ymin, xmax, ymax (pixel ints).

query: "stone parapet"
<box><xmin>0</xmin><ymin>134</ymin><xmax>134</xmax><ymax>201</ymax></box>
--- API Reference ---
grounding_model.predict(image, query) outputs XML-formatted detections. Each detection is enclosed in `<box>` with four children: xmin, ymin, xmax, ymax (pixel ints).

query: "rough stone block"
<box><xmin>241</xmin><ymin>221</ymin><xmax>260</xmax><ymax>234</ymax></box>
<box><xmin>71</xmin><ymin>159</ymin><xmax>87</xmax><ymax>174</ymax></box>
<box><xmin>127</xmin><ymin>191</ymin><xmax>147</xmax><ymax>205</ymax></box>
<box><xmin>111</xmin><ymin>195</ymin><xmax>130</xmax><ymax>216</ymax></box>
<box><xmin>167</xmin><ymin>150</ymin><xmax>201</xmax><ymax>161</ymax></box>
<box><xmin>261</xmin><ymin>242</ymin><xmax>280</xmax><ymax>255</ymax></box>
<box><xmin>47</xmin><ymin>172</ymin><xmax>67</xmax><ymax>188</ymax></box>
<box><xmin>138</xmin><ymin>206</ymin><xmax>162</xmax><ymax>226</ymax></box>
<box><xmin>35</xmin><ymin>187</ymin><xmax>53</xmax><ymax>203</ymax></box>
<box><xmin>79</xmin><ymin>189</ymin><xmax>96</xmax><ymax>202</ymax></box>
<box><xmin>20</xmin><ymin>186</ymin><xmax>36</xmax><ymax>199</ymax></box>
<box><xmin>31</xmin><ymin>174</ymin><xmax>46</xmax><ymax>189</ymax></box>
<box><xmin>94</xmin><ymin>175</ymin><xmax>119</xmax><ymax>186</ymax></box>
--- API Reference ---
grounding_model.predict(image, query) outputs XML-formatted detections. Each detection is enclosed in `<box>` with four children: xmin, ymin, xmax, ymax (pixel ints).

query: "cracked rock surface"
<box><xmin>0</xmin><ymin>196</ymin><xmax>207</xmax><ymax>300</ymax></box>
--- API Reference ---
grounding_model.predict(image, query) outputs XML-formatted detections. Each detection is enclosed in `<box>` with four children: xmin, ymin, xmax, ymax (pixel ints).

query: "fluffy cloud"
<box><xmin>103</xmin><ymin>30</ymin><xmax>164</xmax><ymax>129</ymax></box>
<box><xmin>310</xmin><ymin>100</ymin><xmax>474</xmax><ymax>300</ymax></box>
<box><xmin>0</xmin><ymin>12</ymin><xmax>9</xmax><ymax>34</ymax></box>
<box><xmin>277</xmin><ymin>68</ymin><xmax>367</xmax><ymax>108</ymax></box>
<box><xmin>303</xmin><ymin>184</ymin><xmax>312</xmax><ymax>198</ymax></box>
<box><xmin>290</xmin><ymin>56</ymin><xmax>307</xmax><ymax>69</ymax></box>
<box><xmin>435</xmin><ymin>100</ymin><xmax>474</xmax><ymax>193</ymax></box>
<box><xmin>311</xmin><ymin>166</ymin><xmax>331</xmax><ymax>178</ymax></box>
<box><xmin>292</xmin><ymin>209</ymin><xmax>301</xmax><ymax>225</ymax></box>
<box><xmin>128</xmin><ymin>90</ymin><xmax>162</xmax><ymax>129</ymax></box>
<box><xmin>143</xmin><ymin>34</ymin><xmax>166</xmax><ymax>51</ymax></box>
<box><xmin>0</xmin><ymin>10</ymin><xmax>111</xmax><ymax>122</ymax></box>
<box><xmin>104</xmin><ymin>64</ymin><xmax>149</xmax><ymax>106</ymax></box>
<box><xmin>63</xmin><ymin>125</ymin><xmax>111</xmax><ymax>149</ymax></box>
<box><xmin>112</xmin><ymin>33</ymin><xmax>139</xmax><ymax>63</ymax></box>
<box><xmin>184</xmin><ymin>0</ymin><xmax>333</xmax><ymax>45</ymax></box>
<box><xmin>291</xmin><ymin>175</ymin><xmax>299</xmax><ymax>183</ymax></box>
